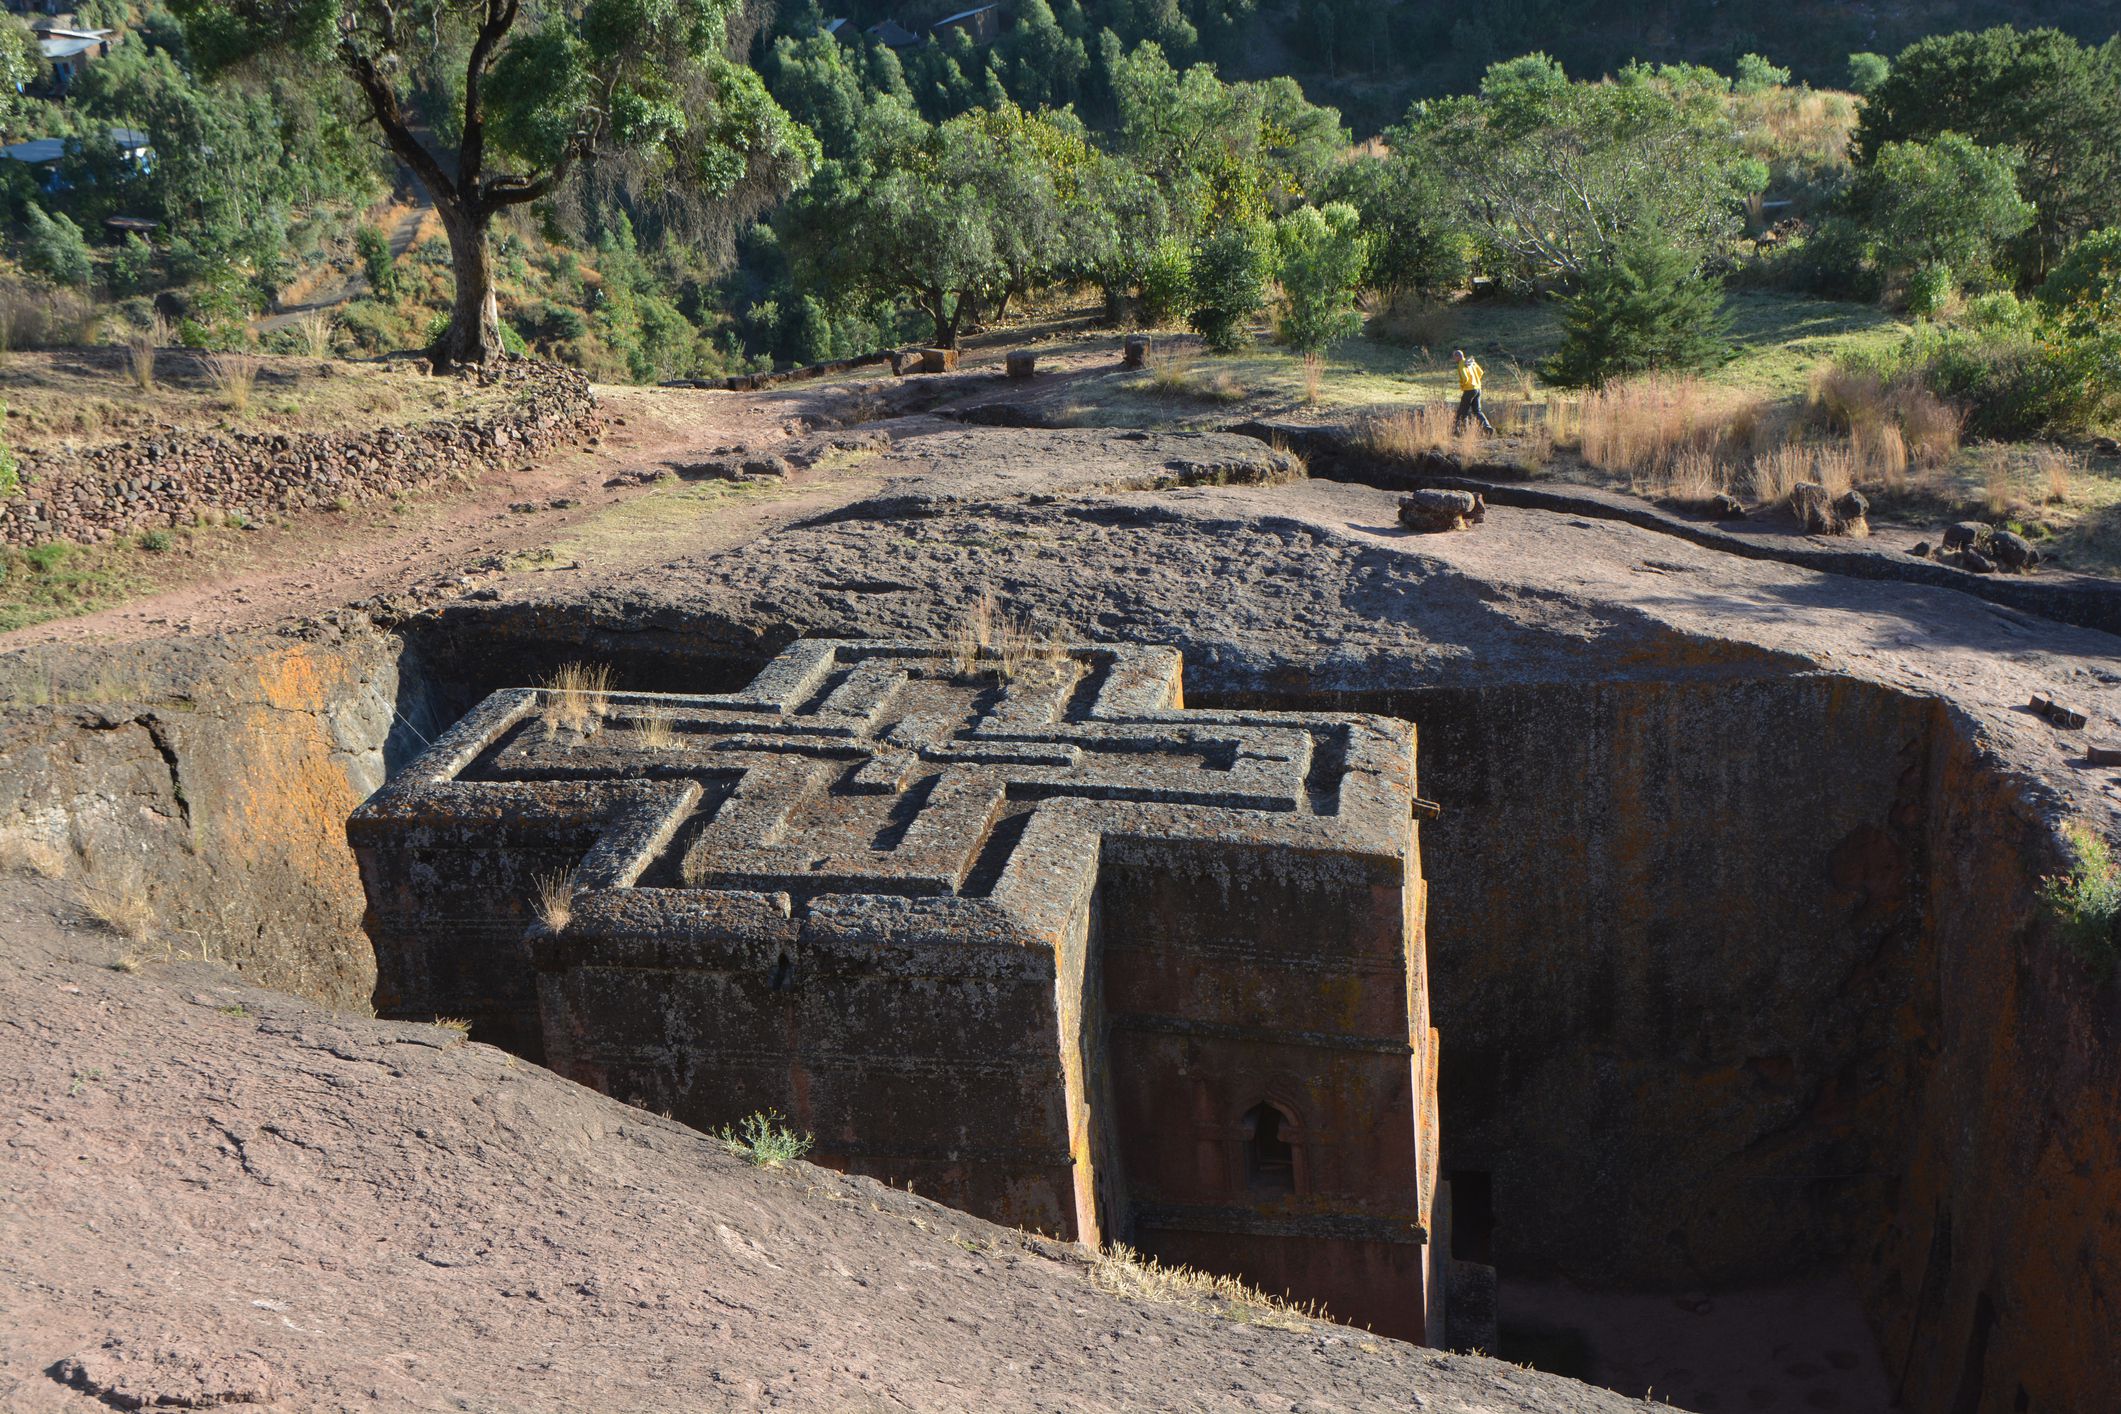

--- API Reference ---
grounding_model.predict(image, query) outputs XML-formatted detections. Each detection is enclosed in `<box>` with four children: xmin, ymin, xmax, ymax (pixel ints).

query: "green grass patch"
<box><xmin>0</xmin><ymin>539</ymin><xmax>147</xmax><ymax>632</ymax></box>
<box><xmin>715</xmin><ymin>1109</ymin><xmax>814</xmax><ymax>1168</ymax></box>
<box><xmin>2040</xmin><ymin>822</ymin><xmax>2121</xmax><ymax>977</ymax></box>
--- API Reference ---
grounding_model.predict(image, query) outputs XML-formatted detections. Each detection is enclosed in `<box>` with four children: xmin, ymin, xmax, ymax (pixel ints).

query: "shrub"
<box><xmin>1187</xmin><ymin>220</ymin><xmax>1273</xmax><ymax>353</ymax></box>
<box><xmin>2037</xmin><ymin>228</ymin><xmax>2121</xmax><ymax>332</ymax></box>
<box><xmin>715</xmin><ymin>1110</ymin><xmax>814</xmax><ymax>1168</ymax></box>
<box><xmin>355</xmin><ymin>225</ymin><xmax>398</xmax><ymax>298</ymax></box>
<box><xmin>137</xmin><ymin>529</ymin><xmax>172</xmax><ymax>552</ymax></box>
<box><xmin>1847</xmin><ymin>52</ymin><xmax>1890</xmax><ymax>96</ymax></box>
<box><xmin>22</xmin><ymin>207</ymin><xmax>93</xmax><ymax>289</ymax></box>
<box><xmin>2040</xmin><ymin>823</ymin><xmax>2121</xmax><ymax>977</ymax></box>
<box><xmin>1273</xmin><ymin>203</ymin><xmax>1368</xmax><ymax>357</ymax></box>
<box><xmin>1732</xmin><ymin>52</ymin><xmax>1791</xmax><ymax>94</ymax></box>
<box><xmin>1543</xmin><ymin>242</ymin><xmax>1733</xmax><ymax>389</ymax></box>
<box><xmin>1139</xmin><ymin>238</ymin><xmax>1192</xmax><ymax>327</ymax></box>
<box><xmin>1905</xmin><ymin>263</ymin><xmax>1955</xmax><ymax>319</ymax></box>
<box><xmin>1886</xmin><ymin>321</ymin><xmax>2120</xmax><ymax>440</ymax></box>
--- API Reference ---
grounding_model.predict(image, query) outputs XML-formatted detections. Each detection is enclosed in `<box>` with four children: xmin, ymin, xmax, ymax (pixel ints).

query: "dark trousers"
<box><xmin>1455</xmin><ymin>388</ymin><xmax>1493</xmax><ymax>433</ymax></box>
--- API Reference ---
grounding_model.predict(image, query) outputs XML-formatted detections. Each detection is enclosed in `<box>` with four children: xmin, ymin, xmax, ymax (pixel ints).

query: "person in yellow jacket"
<box><xmin>1452</xmin><ymin>348</ymin><xmax>1494</xmax><ymax>434</ymax></box>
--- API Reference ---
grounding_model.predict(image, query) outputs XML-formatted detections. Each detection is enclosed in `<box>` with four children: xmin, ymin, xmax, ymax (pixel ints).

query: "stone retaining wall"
<box><xmin>0</xmin><ymin>360</ymin><xmax>601</xmax><ymax>549</ymax></box>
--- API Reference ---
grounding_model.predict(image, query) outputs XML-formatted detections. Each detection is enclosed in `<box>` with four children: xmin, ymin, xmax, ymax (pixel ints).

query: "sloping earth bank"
<box><xmin>0</xmin><ymin>882</ymin><xmax>1642</xmax><ymax>1414</ymax></box>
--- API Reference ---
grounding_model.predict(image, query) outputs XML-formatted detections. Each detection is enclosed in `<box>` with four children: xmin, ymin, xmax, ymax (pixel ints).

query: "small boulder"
<box><xmin>918</xmin><ymin>347</ymin><xmax>959</xmax><ymax>374</ymax></box>
<box><xmin>1398</xmin><ymin>488</ymin><xmax>1487</xmax><ymax>533</ymax></box>
<box><xmin>1791</xmin><ymin>482</ymin><xmax>1845</xmax><ymax>535</ymax></box>
<box><xmin>1710</xmin><ymin>492</ymin><xmax>1747</xmax><ymax>521</ymax></box>
<box><xmin>1942</xmin><ymin>521</ymin><xmax>1992</xmax><ymax>555</ymax></box>
<box><xmin>1909</xmin><ymin>541</ymin><xmax>1932</xmax><ymax>559</ymax></box>
<box><xmin>1122</xmin><ymin>334</ymin><xmax>1151</xmax><ymax>369</ymax></box>
<box><xmin>1961</xmin><ymin>547</ymin><xmax>1996</xmax><ymax>574</ymax></box>
<box><xmin>740</xmin><ymin>455</ymin><xmax>792</xmax><ymax>479</ymax></box>
<box><xmin>1832</xmin><ymin>489</ymin><xmax>1870</xmax><ymax>538</ymax></box>
<box><xmin>1005</xmin><ymin>350</ymin><xmax>1038</xmax><ymax>379</ymax></box>
<box><xmin>1991</xmin><ymin>529</ymin><xmax>2039</xmax><ymax>573</ymax></box>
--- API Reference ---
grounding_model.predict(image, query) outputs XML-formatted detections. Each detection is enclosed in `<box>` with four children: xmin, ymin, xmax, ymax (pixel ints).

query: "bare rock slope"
<box><xmin>0</xmin><ymin>886</ymin><xmax>1639</xmax><ymax>1414</ymax></box>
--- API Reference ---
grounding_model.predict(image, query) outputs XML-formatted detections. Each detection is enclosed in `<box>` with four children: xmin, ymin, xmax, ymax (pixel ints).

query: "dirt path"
<box><xmin>0</xmin><ymin>380</ymin><xmax>897</xmax><ymax>650</ymax></box>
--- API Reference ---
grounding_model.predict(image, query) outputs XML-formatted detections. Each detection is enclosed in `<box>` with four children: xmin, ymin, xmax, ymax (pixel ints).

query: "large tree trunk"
<box><xmin>431</xmin><ymin>202</ymin><xmax>504</xmax><ymax>368</ymax></box>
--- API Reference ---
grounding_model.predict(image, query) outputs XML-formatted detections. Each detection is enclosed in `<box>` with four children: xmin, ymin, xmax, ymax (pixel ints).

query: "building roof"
<box><xmin>932</xmin><ymin>4</ymin><xmax>999</xmax><ymax>27</ymax></box>
<box><xmin>864</xmin><ymin>18</ymin><xmax>921</xmax><ymax>46</ymax></box>
<box><xmin>820</xmin><ymin>17</ymin><xmax>849</xmax><ymax>36</ymax></box>
<box><xmin>38</xmin><ymin>35</ymin><xmax>105</xmax><ymax>60</ymax></box>
<box><xmin>0</xmin><ymin>127</ymin><xmax>152</xmax><ymax>166</ymax></box>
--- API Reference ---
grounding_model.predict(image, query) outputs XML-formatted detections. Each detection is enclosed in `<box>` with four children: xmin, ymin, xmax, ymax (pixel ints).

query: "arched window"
<box><xmin>1242</xmin><ymin>1102</ymin><xmax>1297</xmax><ymax>1196</ymax></box>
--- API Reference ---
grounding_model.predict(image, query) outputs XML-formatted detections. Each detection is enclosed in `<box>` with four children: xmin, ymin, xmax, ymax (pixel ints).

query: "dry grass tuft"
<box><xmin>204</xmin><ymin>350</ymin><xmax>262</xmax><ymax>413</ymax></box>
<box><xmin>1650</xmin><ymin>447</ymin><xmax>1730</xmax><ymax>506</ymax></box>
<box><xmin>1265</xmin><ymin>432</ymin><xmax>1310</xmax><ymax>478</ymax></box>
<box><xmin>1573</xmin><ymin>375</ymin><xmax>1764</xmax><ymax>481</ymax></box>
<box><xmin>1749</xmin><ymin>444</ymin><xmax>1813</xmax><ymax>505</ymax></box>
<box><xmin>1300</xmin><ymin>352</ymin><xmax>1323</xmax><ymax>406</ymax></box>
<box><xmin>950</xmin><ymin>587</ymin><xmax>1070</xmax><ymax>682</ymax></box>
<box><xmin>1810</xmin><ymin>364</ymin><xmax>1962</xmax><ymax>469</ymax></box>
<box><xmin>2033</xmin><ymin>444</ymin><xmax>2079</xmax><ymax>505</ymax></box>
<box><xmin>0</xmin><ymin>834</ymin><xmax>68</xmax><ymax>879</ymax></box>
<box><xmin>1142</xmin><ymin>344</ymin><xmax>1246</xmax><ymax>403</ymax></box>
<box><xmin>75</xmin><ymin>871</ymin><xmax>155</xmax><ymax>940</ymax></box>
<box><xmin>636</xmin><ymin>706</ymin><xmax>677</xmax><ymax>750</ymax></box>
<box><xmin>1091</xmin><ymin>1244</ymin><xmax>1329</xmax><ymax>1331</ymax></box>
<box><xmin>296</xmin><ymin>308</ymin><xmax>335</xmax><ymax>360</ymax></box>
<box><xmin>1985</xmin><ymin>461</ymin><xmax>2016</xmax><ymax>518</ymax></box>
<box><xmin>531</xmin><ymin>868</ymin><xmax>576</xmax><ymax>933</ymax></box>
<box><xmin>541</xmin><ymin>661</ymin><xmax>613</xmax><ymax>736</ymax></box>
<box><xmin>124</xmin><ymin>316</ymin><xmax>168</xmax><ymax>391</ymax></box>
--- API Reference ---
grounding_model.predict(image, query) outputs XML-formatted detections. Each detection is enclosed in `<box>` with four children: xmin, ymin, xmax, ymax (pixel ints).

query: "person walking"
<box><xmin>1452</xmin><ymin>348</ymin><xmax>1494</xmax><ymax>434</ymax></box>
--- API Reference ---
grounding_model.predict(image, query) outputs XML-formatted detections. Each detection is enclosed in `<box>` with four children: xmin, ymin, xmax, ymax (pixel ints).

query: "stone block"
<box><xmin>1006</xmin><ymin>350</ymin><xmax>1038</xmax><ymax>379</ymax></box>
<box><xmin>919</xmin><ymin>348</ymin><xmax>959</xmax><ymax>373</ymax></box>
<box><xmin>1398</xmin><ymin>489</ymin><xmax>1486</xmax><ymax>533</ymax></box>
<box><xmin>349</xmin><ymin>639</ymin><xmax>1442</xmax><ymax>1342</ymax></box>
<box><xmin>1123</xmin><ymin>335</ymin><xmax>1150</xmax><ymax>369</ymax></box>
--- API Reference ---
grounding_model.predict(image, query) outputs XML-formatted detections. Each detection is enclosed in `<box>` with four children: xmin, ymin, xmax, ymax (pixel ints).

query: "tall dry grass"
<box><xmin>1360</xmin><ymin>404</ymin><xmax>1488</xmax><ymax>467</ymax></box>
<box><xmin>125</xmin><ymin>314</ymin><xmax>170</xmax><ymax>391</ymax></box>
<box><xmin>1809</xmin><ymin>365</ymin><xmax>1962</xmax><ymax>468</ymax></box>
<box><xmin>205</xmin><ymin>350</ymin><xmax>262</xmax><ymax>413</ymax></box>
<box><xmin>541</xmin><ymin>661</ymin><xmax>613</xmax><ymax>735</ymax></box>
<box><xmin>951</xmin><ymin>587</ymin><xmax>1070</xmax><ymax>681</ymax></box>
<box><xmin>296</xmin><ymin>308</ymin><xmax>335</xmax><ymax>360</ymax></box>
<box><xmin>1566</xmin><ymin>375</ymin><xmax>1771</xmax><ymax>487</ymax></box>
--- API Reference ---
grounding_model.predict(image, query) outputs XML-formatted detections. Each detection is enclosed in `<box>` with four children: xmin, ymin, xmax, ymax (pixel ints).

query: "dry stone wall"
<box><xmin>0</xmin><ymin>361</ymin><xmax>600</xmax><ymax>548</ymax></box>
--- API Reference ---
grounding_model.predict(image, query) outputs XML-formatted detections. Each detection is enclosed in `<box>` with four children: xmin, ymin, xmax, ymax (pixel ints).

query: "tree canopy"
<box><xmin>1854</xmin><ymin>27</ymin><xmax>2121</xmax><ymax>281</ymax></box>
<box><xmin>169</xmin><ymin>0</ymin><xmax>818</xmax><ymax>363</ymax></box>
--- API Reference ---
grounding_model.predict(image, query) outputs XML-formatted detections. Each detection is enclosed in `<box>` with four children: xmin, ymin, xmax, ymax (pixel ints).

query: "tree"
<box><xmin>1273</xmin><ymin>201</ymin><xmax>1367</xmax><ymax>355</ymax></box>
<box><xmin>169</xmin><ymin>0</ymin><xmax>818</xmax><ymax>366</ymax></box>
<box><xmin>1844</xmin><ymin>133</ymin><xmax>2034</xmax><ymax>301</ymax></box>
<box><xmin>22</xmin><ymin>207</ymin><xmax>95</xmax><ymax>287</ymax></box>
<box><xmin>1186</xmin><ymin>216</ymin><xmax>1271</xmax><ymax>351</ymax></box>
<box><xmin>782</xmin><ymin>101</ymin><xmax>1087</xmax><ymax>348</ymax></box>
<box><xmin>1318</xmin><ymin>148</ymin><xmax>1466</xmax><ymax>299</ymax></box>
<box><xmin>1543</xmin><ymin>240</ymin><xmax>1733</xmax><ymax>388</ymax></box>
<box><xmin>1401</xmin><ymin>55</ymin><xmax>1760</xmax><ymax>288</ymax></box>
<box><xmin>1846</xmin><ymin>52</ymin><xmax>1890</xmax><ymax>95</ymax></box>
<box><xmin>0</xmin><ymin>17</ymin><xmax>42</xmax><ymax>133</ymax></box>
<box><xmin>355</xmin><ymin>223</ymin><xmax>397</xmax><ymax>297</ymax></box>
<box><xmin>1854</xmin><ymin>27</ymin><xmax>2121</xmax><ymax>282</ymax></box>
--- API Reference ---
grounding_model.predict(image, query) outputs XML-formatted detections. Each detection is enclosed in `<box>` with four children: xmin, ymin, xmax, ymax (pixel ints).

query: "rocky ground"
<box><xmin>0</xmin><ymin>879</ymin><xmax>1644</xmax><ymax>1414</ymax></box>
<box><xmin>5</xmin><ymin>361</ymin><xmax>2120</xmax><ymax>1413</ymax></box>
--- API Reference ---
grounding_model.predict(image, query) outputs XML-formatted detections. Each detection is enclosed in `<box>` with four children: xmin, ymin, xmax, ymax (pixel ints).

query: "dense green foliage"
<box><xmin>1543</xmin><ymin>240</ymin><xmax>1732</xmax><ymax>387</ymax></box>
<box><xmin>1840</xmin><ymin>134</ymin><xmax>2035</xmax><ymax>303</ymax></box>
<box><xmin>1272</xmin><ymin>201</ymin><xmax>1366</xmax><ymax>355</ymax></box>
<box><xmin>1399</xmin><ymin>55</ymin><xmax>1761</xmax><ymax>287</ymax></box>
<box><xmin>1185</xmin><ymin>218</ymin><xmax>1272</xmax><ymax>351</ymax></box>
<box><xmin>1852</xmin><ymin>27</ymin><xmax>2121</xmax><ymax>281</ymax></box>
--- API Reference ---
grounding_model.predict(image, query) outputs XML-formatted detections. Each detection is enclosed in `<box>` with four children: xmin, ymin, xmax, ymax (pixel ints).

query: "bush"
<box><xmin>1847</xmin><ymin>52</ymin><xmax>1891</xmax><ymax>95</ymax></box>
<box><xmin>1186</xmin><ymin>220</ymin><xmax>1273</xmax><ymax>353</ymax></box>
<box><xmin>1886</xmin><ymin>319</ymin><xmax>2121</xmax><ymax>440</ymax></box>
<box><xmin>1543</xmin><ymin>242</ymin><xmax>1733</xmax><ymax>389</ymax></box>
<box><xmin>1273</xmin><ymin>203</ymin><xmax>1368</xmax><ymax>357</ymax></box>
<box><xmin>2040</xmin><ymin>823</ymin><xmax>2121</xmax><ymax>977</ymax></box>
<box><xmin>22</xmin><ymin>207</ymin><xmax>93</xmax><ymax>289</ymax></box>
<box><xmin>2037</xmin><ymin>228</ymin><xmax>2121</xmax><ymax>331</ymax></box>
<box><xmin>1139</xmin><ymin>238</ymin><xmax>1191</xmax><ymax>328</ymax></box>
<box><xmin>355</xmin><ymin>225</ymin><xmax>397</xmax><ymax>298</ymax></box>
<box><xmin>1906</xmin><ymin>263</ymin><xmax>1955</xmax><ymax>319</ymax></box>
<box><xmin>109</xmin><ymin>234</ymin><xmax>155</xmax><ymax>296</ymax></box>
<box><xmin>1733</xmin><ymin>52</ymin><xmax>1791</xmax><ymax>94</ymax></box>
<box><xmin>715</xmin><ymin>1110</ymin><xmax>813</xmax><ymax>1168</ymax></box>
